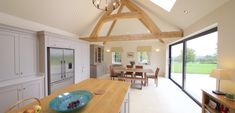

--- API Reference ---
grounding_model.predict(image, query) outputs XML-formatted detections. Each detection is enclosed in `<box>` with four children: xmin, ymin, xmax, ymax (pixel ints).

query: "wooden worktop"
<box><xmin>13</xmin><ymin>79</ymin><xmax>130</xmax><ymax>113</ymax></box>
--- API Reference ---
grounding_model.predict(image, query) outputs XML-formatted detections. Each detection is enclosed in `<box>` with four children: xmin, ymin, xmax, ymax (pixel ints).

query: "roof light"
<box><xmin>150</xmin><ymin>0</ymin><xmax>176</xmax><ymax>12</ymax></box>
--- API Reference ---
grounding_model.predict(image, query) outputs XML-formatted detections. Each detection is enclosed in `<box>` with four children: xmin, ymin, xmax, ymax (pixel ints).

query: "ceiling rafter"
<box><xmin>81</xmin><ymin>32</ymin><xmax>183</xmax><ymax>42</ymax></box>
<box><xmin>85</xmin><ymin>0</ymin><xmax>183</xmax><ymax>43</ymax></box>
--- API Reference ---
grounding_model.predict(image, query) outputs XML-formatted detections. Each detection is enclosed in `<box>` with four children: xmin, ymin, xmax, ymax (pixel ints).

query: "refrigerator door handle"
<box><xmin>61</xmin><ymin>60</ymin><xmax>63</xmax><ymax>79</ymax></box>
<box><xmin>64</xmin><ymin>60</ymin><xmax>66</xmax><ymax>78</ymax></box>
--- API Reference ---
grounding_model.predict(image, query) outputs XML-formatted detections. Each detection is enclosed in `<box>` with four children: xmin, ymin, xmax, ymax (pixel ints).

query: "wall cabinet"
<box><xmin>90</xmin><ymin>44</ymin><xmax>104</xmax><ymax>64</ymax></box>
<box><xmin>0</xmin><ymin>79</ymin><xmax>44</xmax><ymax>113</ymax></box>
<box><xmin>0</xmin><ymin>29</ymin><xmax>38</xmax><ymax>81</ymax></box>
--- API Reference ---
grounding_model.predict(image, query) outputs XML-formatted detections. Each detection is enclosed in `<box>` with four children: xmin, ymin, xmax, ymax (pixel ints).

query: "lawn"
<box><xmin>171</xmin><ymin>62</ymin><xmax>217</xmax><ymax>74</ymax></box>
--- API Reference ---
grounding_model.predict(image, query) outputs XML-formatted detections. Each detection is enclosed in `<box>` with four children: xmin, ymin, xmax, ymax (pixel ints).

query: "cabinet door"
<box><xmin>19</xmin><ymin>33</ymin><xmax>38</xmax><ymax>77</ymax></box>
<box><xmin>22</xmin><ymin>79</ymin><xmax>44</xmax><ymax>106</ymax></box>
<box><xmin>0</xmin><ymin>85</ymin><xmax>20</xmax><ymax>113</ymax></box>
<box><xmin>0</xmin><ymin>30</ymin><xmax>19</xmax><ymax>81</ymax></box>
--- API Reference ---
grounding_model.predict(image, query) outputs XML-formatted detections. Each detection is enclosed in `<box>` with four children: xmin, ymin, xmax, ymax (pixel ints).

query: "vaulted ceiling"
<box><xmin>0</xmin><ymin>0</ymin><xmax>230</xmax><ymax>37</ymax></box>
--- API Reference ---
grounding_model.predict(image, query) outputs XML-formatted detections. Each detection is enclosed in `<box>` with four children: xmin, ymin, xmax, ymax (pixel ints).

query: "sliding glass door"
<box><xmin>184</xmin><ymin>31</ymin><xmax>217</xmax><ymax>102</ymax></box>
<box><xmin>170</xmin><ymin>43</ymin><xmax>184</xmax><ymax>87</ymax></box>
<box><xmin>169</xmin><ymin>27</ymin><xmax>217</xmax><ymax>104</ymax></box>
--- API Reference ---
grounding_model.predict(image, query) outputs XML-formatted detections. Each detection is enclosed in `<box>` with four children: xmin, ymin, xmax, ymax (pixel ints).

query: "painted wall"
<box><xmin>102</xmin><ymin>39</ymin><xmax>177</xmax><ymax>77</ymax></box>
<box><xmin>184</xmin><ymin>0</ymin><xmax>235</xmax><ymax>93</ymax></box>
<box><xmin>0</xmin><ymin>12</ymin><xmax>91</xmax><ymax>84</ymax></box>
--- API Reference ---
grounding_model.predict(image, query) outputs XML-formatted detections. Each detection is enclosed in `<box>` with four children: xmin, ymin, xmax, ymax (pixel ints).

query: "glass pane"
<box><xmin>185</xmin><ymin>32</ymin><xmax>217</xmax><ymax>102</ymax></box>
<box><xmin>170</xmin><ymin>43</ymin><xmax>183</xmax><ymax>87</ymax></box>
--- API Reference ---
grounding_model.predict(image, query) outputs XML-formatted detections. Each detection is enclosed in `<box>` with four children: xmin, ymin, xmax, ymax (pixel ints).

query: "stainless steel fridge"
<box><xmin>47</xmin><ymin>48</ymin><xmax>74</xmax><ymax>94</ymax></box>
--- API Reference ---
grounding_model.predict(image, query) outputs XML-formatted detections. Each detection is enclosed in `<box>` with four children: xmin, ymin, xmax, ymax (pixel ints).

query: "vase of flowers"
<box><xmin>130</xmin><ymin>61</ymin><xmax>135</xmax><ymax>68</ymax></box>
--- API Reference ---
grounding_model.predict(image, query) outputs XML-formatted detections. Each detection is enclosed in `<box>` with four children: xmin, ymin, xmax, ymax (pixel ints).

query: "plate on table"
<box><xmin>49</xmin><ymin>90</ymin><xmax>93</xmax><ymax>112</ymax></box>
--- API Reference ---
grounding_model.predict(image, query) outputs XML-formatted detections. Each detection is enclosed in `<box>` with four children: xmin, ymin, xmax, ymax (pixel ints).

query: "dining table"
<box><xmin>113</xmin><ymin>67</ymin><xmax>154</xmax><ymax>87</ymax></box>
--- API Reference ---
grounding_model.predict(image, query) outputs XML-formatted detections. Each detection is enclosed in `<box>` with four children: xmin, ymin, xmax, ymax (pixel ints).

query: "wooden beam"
<box><xmin>123</xmin><ymin>0</ymin><xmax>161</xmax><ymax>33</ymax></box>
<box><xmin>122</xmin><ymin>0</ymin><xmax>164</xmax><ymax>43</ymax></box>
<box><xmin>103</xmin><ymin>12</ymin><xmax>141</xmax><ymax>22</ymax></box>
<box><xmin>89</xmin><ymin>9</ymin><xmax>113</xmax><ymax>38</ymax></box>
<box><xmin>80</xmin><ymin>31</ymin><xmax>183</xmax><ymax>42</ymax></box>
<box><xmin>107</xmin><ymin>5</ymin><xmax>124</xmax><ymax>36</ymax></box>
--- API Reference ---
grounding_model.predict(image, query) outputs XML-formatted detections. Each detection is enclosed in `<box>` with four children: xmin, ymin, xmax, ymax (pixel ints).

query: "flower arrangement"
<box><xmin>130</xmin><ymin>61</ymin><xmax>135</xmax><ymax>68</ymax></box>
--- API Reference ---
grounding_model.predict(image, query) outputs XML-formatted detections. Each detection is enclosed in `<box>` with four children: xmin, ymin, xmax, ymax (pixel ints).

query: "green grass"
<box><xmin>171</xmin><ymin>62</ymin><xmax>217</xmax><ymax>74</ymax></box>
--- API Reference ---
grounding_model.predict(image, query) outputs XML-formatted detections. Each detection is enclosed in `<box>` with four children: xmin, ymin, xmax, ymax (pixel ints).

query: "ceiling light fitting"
<box><xmin>92</xmin><ymin>0</ymin><xmax>121</xmax><ymax>11</ymax></box>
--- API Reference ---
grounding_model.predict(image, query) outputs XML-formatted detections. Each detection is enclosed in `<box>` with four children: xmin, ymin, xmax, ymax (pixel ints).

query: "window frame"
<box><xmin>112</xmin><ymin>52</ymin><xmax>122</xmax><ymax>64</ymax></box>
<box><xmin>169</xmin><ymin>27</ymin><xmax>218</xmax><ymax>106</ymax></box>
<box><xmin>138</xmin><ymin>51</ymin><xmax>151</xmax><ymax>65</ymax></box>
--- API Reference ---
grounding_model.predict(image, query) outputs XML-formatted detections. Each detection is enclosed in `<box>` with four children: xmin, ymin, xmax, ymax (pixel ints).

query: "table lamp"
<box><xmin>210</xmin><ymin>69</ymin><xmax>230</xmax><ymax>95</ymax></box>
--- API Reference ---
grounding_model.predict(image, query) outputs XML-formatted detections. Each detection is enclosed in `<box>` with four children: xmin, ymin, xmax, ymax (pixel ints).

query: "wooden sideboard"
<box><xmin>202</xmin><ymin>90</ymin><xmax>235</xmax><ymax>113</ymax></box>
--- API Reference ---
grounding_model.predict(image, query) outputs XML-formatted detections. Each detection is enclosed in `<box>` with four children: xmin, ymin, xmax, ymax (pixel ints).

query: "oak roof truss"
<box><xmin>80</xmin><ymin>0</ymin><xmax>183</xmax><ymax>43</ymax></box>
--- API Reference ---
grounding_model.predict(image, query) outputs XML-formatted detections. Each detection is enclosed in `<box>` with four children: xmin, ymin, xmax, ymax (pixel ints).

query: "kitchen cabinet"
<box><xmin>19</xmin><ymin>33</ymin><xmax>38</xmax><ymax>77</ymax></box>
<box><xmin>0</xmin><ymin>28</ymin><xmax>38</xmax><ymax>81</ymax></box>
<box><xmin>90</xmin><ymin>44</ymin><xmax>104</xmax><ymax>64</ymax></box>
<box><xmin>0</xmin><ymin>85</ymin><xmax>19</xmax><ymax>113</ymax></box>
<box><xmin>0</xmin><ymin>79</ymin><xmax>44</xmax><ymax>113</ymax></box>
<box><xmin>90</xmin><ymin>44</ymin><xmax>106</xmax><ymax>78</ymax></box>
<box><xmin>0</xmin><ymin>30</ymin><xmax>19</xmax><ymax>81</ymax></box>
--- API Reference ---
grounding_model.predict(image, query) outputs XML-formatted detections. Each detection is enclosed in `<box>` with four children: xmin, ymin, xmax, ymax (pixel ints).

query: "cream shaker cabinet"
<box><xmin>0</xmin><ymin>79</ymin><xmax>44</xmax><ymax>113</ymax></box>
<box><xmin>0</xmin><ymin>29</ymin><xmax>38</xmax><ymax>81</ymax></box>
<box><xmin>0</xmin><ymin>31</ymin><xmax>19</xmax><ymax>81</ymax></box>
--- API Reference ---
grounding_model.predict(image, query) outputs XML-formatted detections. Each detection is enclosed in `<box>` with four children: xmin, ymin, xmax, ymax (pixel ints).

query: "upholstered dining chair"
<box><xmin>134</xmin><ymin>65</ymin><xmax>143</xmax><ymax>77</ymax></box>
<box><xmin>109</xmin><ymin>66</ymin><xmax>121</xmax><ymax>80</ymax></box>
<box><xmin>125</xmin><ymin>65</ymin><xmax>133</xmax><ymax>77</ymax></box>
<box><xmin>147</xmin><ymin>67</ymin><xmax>160</xmax><ymax>87</ymax></box>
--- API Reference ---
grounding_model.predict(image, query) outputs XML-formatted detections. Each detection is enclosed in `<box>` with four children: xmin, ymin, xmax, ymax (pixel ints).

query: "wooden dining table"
<box><xmin>113</xmin><ymin>67</ymin><xmax>154</xmax><ymax>89</ymax></box>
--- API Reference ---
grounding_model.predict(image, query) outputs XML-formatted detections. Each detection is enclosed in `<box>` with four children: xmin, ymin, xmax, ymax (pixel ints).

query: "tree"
<box><xmin>186</xmin><ymin>48</ymin><xmax>196</xmax><ymax>63</ymax></box>
<box><xmin>173</xmin><ymin>48</ymin><xmax>196</xmax><ymax>63</ymax></box>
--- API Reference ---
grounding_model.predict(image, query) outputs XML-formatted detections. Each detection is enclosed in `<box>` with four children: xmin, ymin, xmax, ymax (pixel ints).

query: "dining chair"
<box><xmin>109</xmin><ymin>66</ymin><xmax>121</xmax><ymax>80</ymax></box>
<box><xmin>125</xmin><ymin>65</ymin><xmax>133</xmax><ymax>77</ymax></box>
<box><xmin>134</xmin><ymin>65</ymin><xmax>143</xmax><ymax>77</ymax></box>
<box><xmin>147</xmin><ymin>67</ymin><xmax>160</xmax><ymax>87</ymax></box>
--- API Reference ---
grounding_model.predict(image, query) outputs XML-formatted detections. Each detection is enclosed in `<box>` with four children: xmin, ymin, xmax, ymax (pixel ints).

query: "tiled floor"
<box><xmin>100</xmin><ymin>75</ymin><xmax>201</xmax><ymax>113</ymax></box>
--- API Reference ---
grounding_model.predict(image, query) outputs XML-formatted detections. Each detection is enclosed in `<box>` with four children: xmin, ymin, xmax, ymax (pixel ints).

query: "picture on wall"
<box><xmin>127</xmin><ymin>52</ymin><xmax>134</xmax><ymax>58</ymax></box>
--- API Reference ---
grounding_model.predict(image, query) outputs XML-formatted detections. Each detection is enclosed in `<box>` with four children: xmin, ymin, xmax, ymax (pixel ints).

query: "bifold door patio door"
<box><xmin>169</xmin><ymin>27</ymin><xmax>218</xmax><ymax>105</ymax></box>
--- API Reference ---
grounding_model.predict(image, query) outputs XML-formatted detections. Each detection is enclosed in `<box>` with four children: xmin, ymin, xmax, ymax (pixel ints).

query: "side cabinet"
<box><xmin>0</xmin><ymin>79</ymin><xmax>44</xmax><ymax>113</ymax></box>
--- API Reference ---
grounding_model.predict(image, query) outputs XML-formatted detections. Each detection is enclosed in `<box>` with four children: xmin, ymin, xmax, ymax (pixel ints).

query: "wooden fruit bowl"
<box><xmin>5</xmin><ymin>97</ymin><xmax>42</xmax><ymax>113</ymax></box>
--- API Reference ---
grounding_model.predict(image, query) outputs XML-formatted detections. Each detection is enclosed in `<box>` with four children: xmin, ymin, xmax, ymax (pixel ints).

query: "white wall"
<box><xmin>102</xmin><ymin>40</ymin><xmax>172</xmax><ymax>77</ymax></box>
<box><xmin>0</xmin><ymin>12</ymin><xmax>91</xmax><ymax>84</ymax></box>
<box><xmin>0</xmin><ymin>12</ymin><xmax>78</xmax><ymax>38</ymax></box>
<box><xmin>184</xmin><ymin>0</ymin><xmax>235</xmax><ymax>93</ymax></box>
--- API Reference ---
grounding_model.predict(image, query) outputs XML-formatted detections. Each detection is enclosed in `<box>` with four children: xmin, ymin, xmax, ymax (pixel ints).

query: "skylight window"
<box><xmin>150</xmin><ymin>0</ymin><xmax>176</xmax><ymax>12</ymax></box>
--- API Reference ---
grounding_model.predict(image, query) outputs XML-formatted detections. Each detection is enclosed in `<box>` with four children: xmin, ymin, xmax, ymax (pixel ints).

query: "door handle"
<box><xmin>61</xmin><ymin>60</ymin><xmax>63</xmax><ymax>79</ymax></box>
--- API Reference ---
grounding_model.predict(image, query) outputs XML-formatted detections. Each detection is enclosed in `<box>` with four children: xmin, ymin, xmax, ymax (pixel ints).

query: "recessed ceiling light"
<box><xmin>183</xmin><ymin>10</ymin><xmax>189</xmax><ymax>14</ymax></box>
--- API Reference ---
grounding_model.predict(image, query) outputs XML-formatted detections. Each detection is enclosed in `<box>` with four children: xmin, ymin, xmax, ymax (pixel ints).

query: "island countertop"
<box><xmin>13</xmin><ymin>79</ymin><xmax>130</xmax><ymax>113</ymax></box>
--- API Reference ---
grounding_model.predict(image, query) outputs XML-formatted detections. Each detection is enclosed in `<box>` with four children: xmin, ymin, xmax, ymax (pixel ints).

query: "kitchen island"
<box><xmin>11</xmin><ymin>79</ymin><xmax>130</xmax><ymax>113</ymax></box>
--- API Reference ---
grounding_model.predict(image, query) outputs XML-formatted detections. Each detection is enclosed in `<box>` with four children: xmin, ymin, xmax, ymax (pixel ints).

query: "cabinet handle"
<box><xmin>21</xmin><ymin>72</ymin><xmax>23</xmax><ymax>75</ymax></box>
<box><xmin>23</xmin><ymin>88</ymin><xmax>26</xmax><ymax>90</ymax></box>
